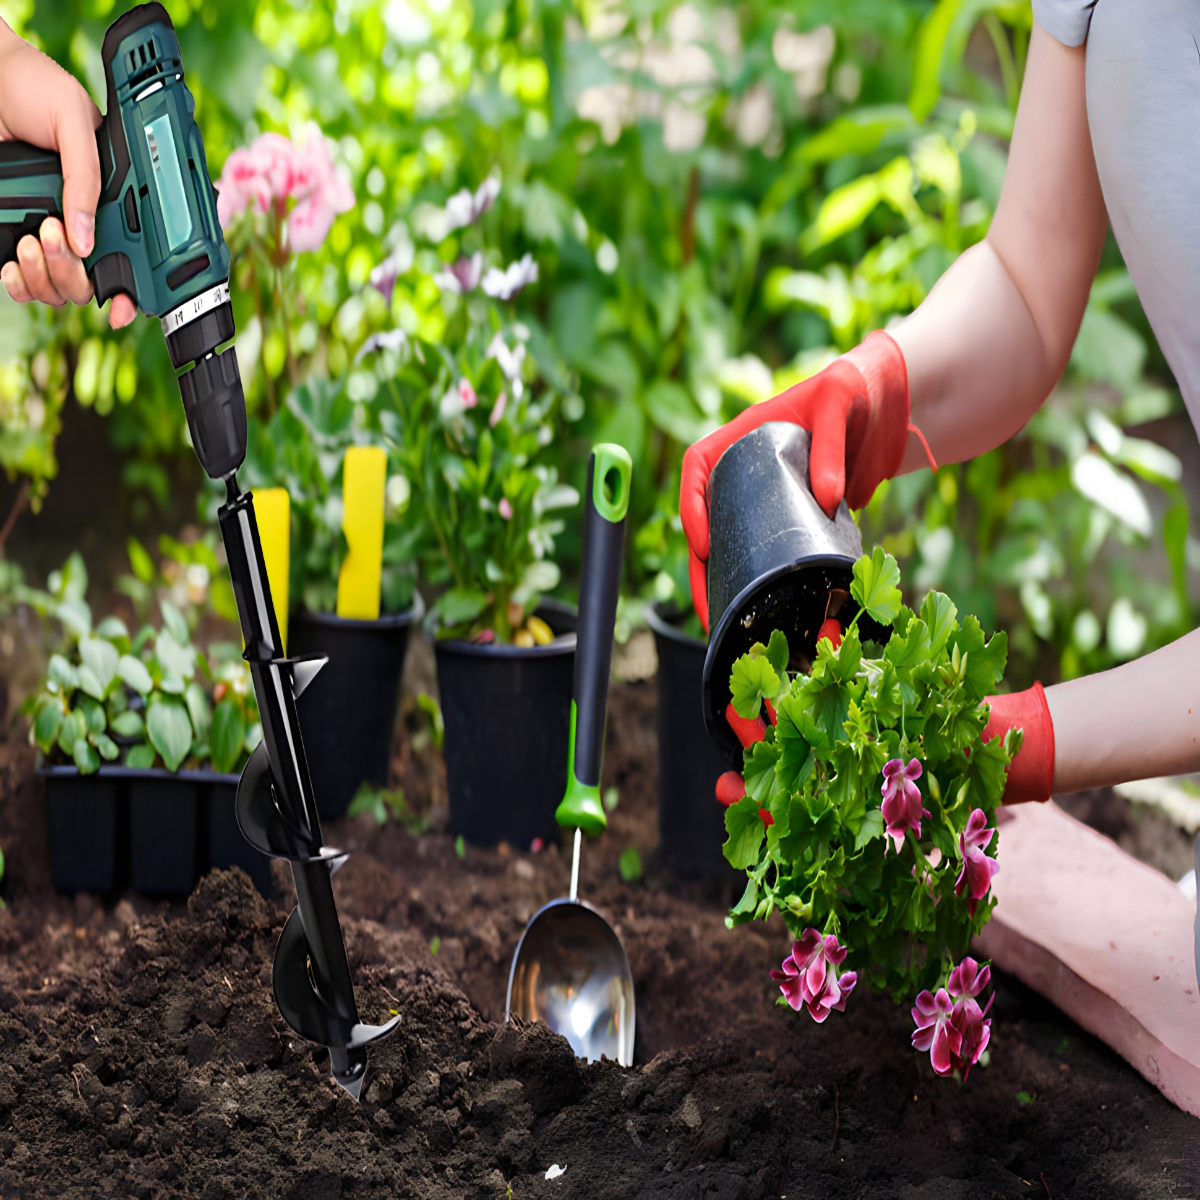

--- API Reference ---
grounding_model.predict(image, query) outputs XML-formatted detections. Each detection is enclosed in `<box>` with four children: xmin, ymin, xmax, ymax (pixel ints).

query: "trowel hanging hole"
<box><xmin>603</xmin><ymin>466</ymin><xmax>622</xmax><ymax>506</ymax></box>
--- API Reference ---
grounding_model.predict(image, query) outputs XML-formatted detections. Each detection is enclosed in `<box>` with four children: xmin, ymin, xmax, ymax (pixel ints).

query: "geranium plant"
<box><xmin>25</xmin><ymin>598</ymin><xmax>260</xmax><ymax>777</ymax></box>
<box><xmin>358</xmin><ymin>178</ymin><xmax>576</xmax><ymax>643</ymax></box>
<box><xmin>721</xmin><ymin>547</ymin><xmax>1020</xmax><ymax>1078</ymax></box>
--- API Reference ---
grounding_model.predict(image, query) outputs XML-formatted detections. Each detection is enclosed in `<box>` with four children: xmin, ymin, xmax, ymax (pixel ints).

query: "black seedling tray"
<box><xmin>39</xmin><ymin>764</ymin><xmax>271</xmax><ymax>898</ymax></box>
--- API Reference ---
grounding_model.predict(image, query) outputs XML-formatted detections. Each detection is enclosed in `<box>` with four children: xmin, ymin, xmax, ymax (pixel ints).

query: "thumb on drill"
<box><xmin>53</xmin><ymin>87</ymin><xmax>103</xmax><ymax>258</ymax></box>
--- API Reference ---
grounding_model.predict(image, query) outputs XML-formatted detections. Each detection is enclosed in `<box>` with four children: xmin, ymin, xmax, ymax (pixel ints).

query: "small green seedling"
<box><xmin>603</xmin><ymin>786</ymin><xmax>619</xmax><ymax>813</ymax></box>
<box><xmin>455</xmin><ymin>835</ymin><xmax>466</xmax><ymax>859</ymax></box>
<box><xmin>619</xmin><ymin>846</ymin><xmax>642</xmax><ymax>883</ymax></box>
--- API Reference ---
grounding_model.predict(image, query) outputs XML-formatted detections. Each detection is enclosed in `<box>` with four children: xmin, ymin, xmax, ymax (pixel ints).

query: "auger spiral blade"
<box><xmin>273</xmin><ymin>908</ymin><xmax>401</xmax><ymax>1099</ymax></box>
<box><xmin>218</xmin><ymin>480</ymin><xmax>397</xmax><ymax>1100</ymax></box>
<box><xmin>235</xmin><ymin>742</ymin><xmax>347</xmax><ymax>865</ymax></box>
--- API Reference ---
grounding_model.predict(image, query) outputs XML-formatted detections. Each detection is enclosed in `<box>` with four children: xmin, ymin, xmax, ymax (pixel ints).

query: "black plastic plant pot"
<box><xmin>289</xmin><ymin>595</ymin><xmax>424</xmax><ymax>820</ymax></box>
<box><xmin>205</xmin><ymin>774</ymin><xmax>272</xmax><ymax>897</ymax></box>
<box><xmin>702</xmin><ymin>422</ymin><xmax>866</xmax><ymax>767</ymax></box>
<box><xmin>40</xmin><ymin>766</ymin><xmax>124</xmax><ymax>895</ymax></box>
<box><xmin>646</xmin><ymin>602</ymin><xmax>738</xmax><ymax>882</ymax></box>
<box><xmin>436</xmin><ymin>601</ymin><xmax>577</xmax><ymax>848</ymax></box>
<box><xmin>129</xmin><ymin>772</ymin><xmax>202</xmax><ymax>897</ymax></box>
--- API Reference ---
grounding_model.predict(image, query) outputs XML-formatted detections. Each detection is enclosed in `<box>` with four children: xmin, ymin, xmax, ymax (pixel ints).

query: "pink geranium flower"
<box><xmin>911</xmin><ymin>988</ymin><xmax>961</xmax><ymax>1076</ymax></box>
<box><xmin>770</xmin><ymin>929</ymin><xmax>858</xmax><ymax>1024</ymax></box>
<box><xmin>489</xmin><ymin>390</ymin><xmax>508</xmax><ymax>428</ymax></box>
<box><xmin>954</xmin><ymin>809</ymin><xmax>999</xmax><ymax>915</ymax></box>
<box><xmin>498</xmin><ymin>498</ymin><xmax>513</xmax><ymax>520</ymax></box>
<box><xmin>880</xmin><ymin>757</ymin><xmax>928</xmax><ymax>852</ymax></box>
<box><xmin>434</xmin><ymin>252</ymin><xmax>484</xmax><ymax>295</ymax></box>
<box><xmin>913</xmin><ymin>957</ymin><xmax>994</xmax><ymax>1079</ymax></box>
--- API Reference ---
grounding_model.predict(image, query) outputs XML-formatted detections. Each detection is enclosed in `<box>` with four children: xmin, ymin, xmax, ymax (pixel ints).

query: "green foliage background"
<box><xmin>0</xmin><ymin>0</ymin><xmax>1194</xmax><ymax>687</ymax></box>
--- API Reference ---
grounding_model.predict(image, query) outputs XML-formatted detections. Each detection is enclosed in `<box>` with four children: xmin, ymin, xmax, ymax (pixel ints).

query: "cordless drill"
<box><xmin>0</xmin><ymin>4</ymin><xmax>395</xmax><ymax>1098</ymax></box>
<box><xmin>0</xmin><ymin>2</ymin><xmax>242</xmax><ymax>479</ymax></box>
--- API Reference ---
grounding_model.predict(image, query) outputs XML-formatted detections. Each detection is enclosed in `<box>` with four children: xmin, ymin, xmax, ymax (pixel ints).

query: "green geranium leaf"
<box><xmin>126</xmin><ymin>744</ymin><xmax>157</xmax><ymax>770</ymax></box>
<box><xmin>118</xmin><ymin>655</ymin><xmax>153</xmax><ymax>696</ymax></box>
<box><xmin>743</xmin><ymin>741</ymin><xmax>781</xmax><ymax>805</ymax></box>
<box><xmin>210</xmin><ymin>698</ymin><xmax>246</xmax><ymax>776</ymax></box>
<box><xmin>854</xmin><ymin>808</ymin><xmax>885</xmax><ymax>852</ymax></box>
<box><xmin>730</xmin><ymin>655</ymin><xmax>780</xmax><ymax>721</ymax></box>
<box><xmin>950</xmin><ymin>618</ymin><xmax>1008</xmax><ymax>698</ymax></box>
<box><xmin>919</xmin><ymin>591</ymin><xmax>958</xmax><ymax>656</ymax></box>
<box><xmin>851</xmin><ymin>547</ymin><xmax>902</xmax><ymax>625</ymax></box>
<box><xmin>146</xmin><ymin>698</ymin><xmax>192</xmax><ymax>773</ymax></box>
<box><xmin>763</xmin><ymin>630</ymin><xmax>789</xmax><ymax>675</ymax></box>
<box><xmin>774</xmin><ymin>694</ymin><xmax>814</xmax><ymax>792</ymax></box>
<box><xmin>723</xmin><ymin>795</ymin><xmax>766</xmax><ymax>870</ymax></box>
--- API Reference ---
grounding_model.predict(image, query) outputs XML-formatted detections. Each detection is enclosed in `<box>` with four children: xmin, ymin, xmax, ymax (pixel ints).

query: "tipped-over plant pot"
<box><xmin>645</xmin><ymin>602</ymin><xmax>737</xmax><ymax>883</ymax></box>
<box><xmin>436</xmin><ymin>600</ymin><xmax>577</xmax><ymax>848</ymax></box>
<box><xmin>702</xmin><ymin>422</ymin><xmax>867</xmax><ymax>767</ymax></box>
<box><xmin>289</xmin><ymin>595</ymin><xmax>424</xmax><ymax>819</ymax></box>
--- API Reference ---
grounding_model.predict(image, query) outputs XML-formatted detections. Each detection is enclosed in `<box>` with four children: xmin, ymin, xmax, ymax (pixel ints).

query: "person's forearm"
<box><xmin>1046</xmin><ymin>629</ymin><xmax>1200</xmax><ymax>794</ymax></box>
<box><xmin>890</xmin><ymin>239</ymin><xmax>1063</xmax><ymax>470</ymax></box>
<box><xmin>887</xmin><ymin>28</ymin><xmax>1107</xmax><ymax>475</ymax></box>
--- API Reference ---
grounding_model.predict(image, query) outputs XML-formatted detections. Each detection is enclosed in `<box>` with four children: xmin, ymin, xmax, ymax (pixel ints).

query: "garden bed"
<box><xmin>0</xmin><ymin>685</ymin><xmax>1195</xmax><ymax>1199</ymax></box>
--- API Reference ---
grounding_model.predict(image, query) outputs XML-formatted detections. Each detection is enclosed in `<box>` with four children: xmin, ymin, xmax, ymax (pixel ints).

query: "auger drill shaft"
<box><xmin>0</xmin><ymin>2</ymin><xmax>394</xmax><ymax>1097</ymax></box>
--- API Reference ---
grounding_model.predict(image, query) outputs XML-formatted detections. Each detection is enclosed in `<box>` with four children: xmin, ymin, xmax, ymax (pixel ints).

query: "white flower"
<box><xmin>355</xmin><ymin>328</ymin><xmax>408</xmax><ymax>362</ymax></box>
<box><xmin>442</xmin><ymin>177</ymin><xmax>500</xmax><ymax>234</ymax></box>
<box><xmin>433</xmin><ymin>251</ymin><xmax>483</xmax><ymax>294</ymax></box>
<box><xmin>486</xmin><ymin>332</ymin><xmax>526</xmax><ymax>400</ymax></box>
<box><xmin>482</xmin><ymin>253</ymin><xmax>539</xmax><ymax>301</ymax></box>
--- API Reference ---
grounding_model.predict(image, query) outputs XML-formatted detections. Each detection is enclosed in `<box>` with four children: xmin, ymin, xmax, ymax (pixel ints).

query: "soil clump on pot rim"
<box><xmin>0</xmin><ymin>684</ymin><xmax>1195</xmax><ymax>1198</ymax></box>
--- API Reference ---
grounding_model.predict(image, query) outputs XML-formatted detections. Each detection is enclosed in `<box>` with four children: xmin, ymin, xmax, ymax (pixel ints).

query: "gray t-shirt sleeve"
<box><xmin>1032</xmin><ymin>0</ymin><xmax>1094</xmax><ymax>46</ymax></box>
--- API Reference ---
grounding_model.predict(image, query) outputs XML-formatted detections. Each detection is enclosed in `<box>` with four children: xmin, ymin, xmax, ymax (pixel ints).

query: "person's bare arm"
<box><xmin>891</xmin><ymin>25</ymin><xmax>1108</xmax><ymax>469</ymax></box>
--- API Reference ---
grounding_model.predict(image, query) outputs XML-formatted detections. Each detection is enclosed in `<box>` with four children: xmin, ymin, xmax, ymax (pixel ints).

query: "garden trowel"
<box><xmin>506</xmin><ymin>444</ymin><xmax>636</xmax><ymax>1067</ymax></box>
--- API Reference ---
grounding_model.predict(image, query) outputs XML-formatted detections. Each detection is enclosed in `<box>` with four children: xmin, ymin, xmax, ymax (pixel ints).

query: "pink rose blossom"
<box><xmin>911</xmin><ymin>988</ymin><xmax>961</xmax><ymax>1076</ymax></box>
<box><xmin>880</xmin><ymin>757</ymin><xmax>928</xmax><ymax>852</ymax></box>
<box><xmin>770</xmin><ymin>929</ymin><xmax>858</xmax><ymax>1024</ymax></box>
<box><xmin>954</xmin><ymin>808</ymin><xmax>999</xmax><ymax>914</ymax></box>
<box><xmin>498</xmin><ymin>498</ymin><xmax>514</xmax><ymax>520</ymax></box>
<box><xmin>489</xmin><ymin>390</ymin><xmax>508</xmax><ymax>428</ymax></box>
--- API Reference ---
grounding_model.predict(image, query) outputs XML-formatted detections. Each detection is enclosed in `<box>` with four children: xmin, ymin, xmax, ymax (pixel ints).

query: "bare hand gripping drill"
<box><xmin>0</xmin><ymin>3</ymin><xmax>396</xmax><ymax>1097</ymax></box>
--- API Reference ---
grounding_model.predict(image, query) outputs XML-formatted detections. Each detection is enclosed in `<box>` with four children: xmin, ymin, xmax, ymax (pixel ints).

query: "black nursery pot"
<box><xmin>435</xmin><ymin>601</ymin><xmax>577</xmax><ymax>848</ymax></box>
<box><xmin>289</xmin><ymin>596</ymin><xmax>424</xmax><ymax>820</ymax></box>
<box><xmin>41</xmin><ymin>766</ymin><xmax>123</xmax><ymax>895</ymax></box>
<box><xmin>702</xmin><ymin>422</ymin><xmax>864</xmax><ymax>767</ymax></box>
<box><xmin>205</xmin><ymin>773</ymin><xmax>272</xmax><ymax>897</ymax></box>
<box><xmin>646</xmin><ymin>603</ymin><xmax>737</xmax><ymax>882</ymax></box>
<box><xmin>129</xmin><ymin>772</ymin><xmax>201</xmax><ymax>897</ymax></box>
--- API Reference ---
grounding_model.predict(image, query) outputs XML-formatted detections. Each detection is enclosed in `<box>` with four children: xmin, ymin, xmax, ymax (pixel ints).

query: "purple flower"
<box><xmin>368</xmin><ymin>244</ymin><xmax>413</xmax><ymax>304</ymax></box>
<box><xmin>442</xmin><ymin>177</ymin><xmax>500</xmax><ymax>233</ymax></box>
<box><xmin>880</xmin><ymin>757</ymin><xmax>928</xmax><ymax>852</ymax></box>
<box><xmin>770</xmin><ymin>929</ymin><xmax>858</xmax><ymax>1024</ymax></box>
<box><xmin>954</xmin><ymin>809</ymin><xmax>999</xmax><ymax>915</ymax></box>
<box><xmin>482</xmin><ymin>253</ymin><xmax>539</xmax><ymax>301</ymax></box>
<box><xmin>434</xmin><ymin>252</ymin><xmax>483</xmax><ymax>295</ymax></box>
<box><xmin>947</xmin><ymin>956</ymin><xmax>991</xmax><ymax>1000</ymax></box>
<box><xmin>911</xmin><ymin>988</ymin><xmax>961</xmax><ymax>1076</ymax></box>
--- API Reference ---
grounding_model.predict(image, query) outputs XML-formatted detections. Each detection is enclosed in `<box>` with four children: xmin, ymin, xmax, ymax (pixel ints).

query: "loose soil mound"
<box><xmin>0</xmin><ymin>684</ymin><xmax>1197</xmax><ymax>1199</ymax></box>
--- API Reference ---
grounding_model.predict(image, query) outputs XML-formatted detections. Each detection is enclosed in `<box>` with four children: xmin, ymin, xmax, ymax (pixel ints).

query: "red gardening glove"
<box><xmin>982</xmin><ymin>683</ymin><xmax>1055</xmax><ymax>805</ymax></box>
<box><xmin>681</xmin><ymin>331</ymin><xmax>917</xmax><ymax>632</ymax></box>
<box><xmin>718</xmin><ymin>702</ymin><xmax>777</xmax><ymax>825</ymax></box>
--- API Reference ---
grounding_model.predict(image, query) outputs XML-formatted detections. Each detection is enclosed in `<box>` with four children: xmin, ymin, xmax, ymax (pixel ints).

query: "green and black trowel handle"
<box><xmin>0</xmin><ymin>5</ymin><xmax>394</xmax><ymax>1098</ymax></box>
<box><xmin>0</xmin><ymin>2</ymin><xmax>243</xmax><ymax>481</ymax></box>
<box><xmin>557</xmin><ymin>444</ymin><xmax>634</xmax><ymax>839</ymax></box>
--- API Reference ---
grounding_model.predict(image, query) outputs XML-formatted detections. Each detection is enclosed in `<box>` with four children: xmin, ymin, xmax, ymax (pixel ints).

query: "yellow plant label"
<box><xmin>255</xmin><ymin>488</ymin><xmax>291</xmax><ymax>652</ymax></box>
<box><xmin>337</xmin><ymin>446</ymin><xmax>386</xmax><ymax>621</ymax></box>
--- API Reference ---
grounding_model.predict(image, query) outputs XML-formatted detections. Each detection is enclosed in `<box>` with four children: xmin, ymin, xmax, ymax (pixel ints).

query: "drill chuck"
<box><xmin>178</xmin><ymin>345</ymin><xmax>246</xmax><ymax>480</ymax></box>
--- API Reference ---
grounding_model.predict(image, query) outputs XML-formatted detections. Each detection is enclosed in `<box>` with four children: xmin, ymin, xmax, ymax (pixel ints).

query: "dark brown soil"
<box><xmin>0</xmin><ymin>683</ymin><xmax>1197</xmax><ymax>1199</ymax></box>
